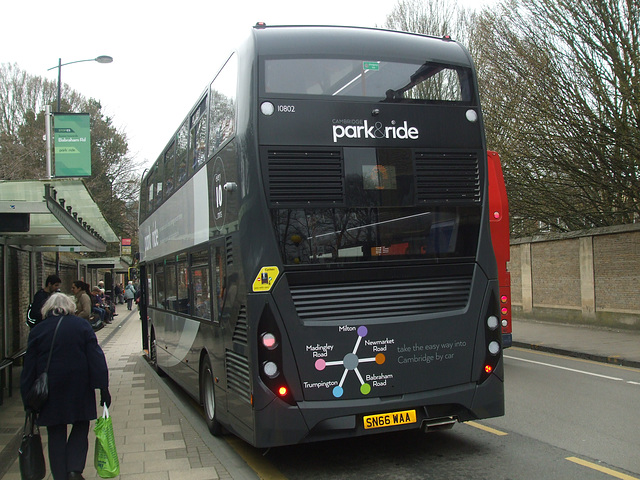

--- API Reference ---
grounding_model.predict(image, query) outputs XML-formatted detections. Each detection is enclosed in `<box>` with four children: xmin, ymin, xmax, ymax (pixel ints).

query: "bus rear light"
<box><xmin>278</xmin><ymin>386</ymin><xmax>288</xmax><ymax>396</ymax></box>
<box><xmin>502</xmin><ymin>319</ymin><xmax>508</xmax><ymax>327</ymax></box>
<box><xmin>493</xmin><ymin>211</ymin><xmax>501</xmax><ymax>219</ymax></box>
<box><xmin>488</xmin><ymin>341</ymin><xmax>500</xmax><ymax>355</ymax></box>
<box><xmin>487</xmin><ymin>315</ymin><xmax>499</xmax><ymax>330</ymax></box>
<box><xmin>500</xmin><ymin>295</ymin><xmax>508</xmax><ymax>303</ymax></box>
<box><xmin>501</xmin><ymin>307</ymin><xmax>508</xmax><ymax>315</ymax></box>
<box><xmin>261</xmin><ymin>332</ymin><xmax>278</xmax><ymax>350</ymax></box>
<box><xmin>484</xmin><ymin>365</ymin><xmax>493</xmax><ymax>374</ymax></box>
<box><xmin>263</xmin><ymin>361</ymin><xmax>279</xmax><ymax>379</ymax></box>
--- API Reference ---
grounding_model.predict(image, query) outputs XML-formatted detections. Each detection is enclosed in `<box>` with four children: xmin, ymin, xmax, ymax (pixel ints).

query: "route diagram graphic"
<box><xmin>314</xmin><ymin>326</ymin><xmax>386</xmax><ymax>398</ymax></box>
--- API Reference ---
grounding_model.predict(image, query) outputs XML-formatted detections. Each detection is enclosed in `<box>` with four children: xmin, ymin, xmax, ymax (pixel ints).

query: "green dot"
<box><xmin>360</xmin><ymin>383</ymin><xmax>371</xmax><ymax>395</ymax></box>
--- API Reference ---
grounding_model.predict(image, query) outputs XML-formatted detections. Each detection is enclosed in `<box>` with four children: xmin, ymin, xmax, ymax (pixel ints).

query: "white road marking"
<box><xmin>504</xmin><ymin>355</ymin><xmax>624</xmax><ymax>381</ymax></box>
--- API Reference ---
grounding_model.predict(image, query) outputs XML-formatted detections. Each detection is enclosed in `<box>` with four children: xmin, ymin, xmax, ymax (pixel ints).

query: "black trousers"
<box><xmin>47</xmin><ymin>421</ymin><xmax>90</xmax><ymax>480</ymax></box>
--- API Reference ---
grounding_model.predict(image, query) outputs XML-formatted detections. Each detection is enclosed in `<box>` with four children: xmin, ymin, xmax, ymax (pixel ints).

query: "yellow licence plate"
<box><xmin>363</xmin><ymin>409</ymin><xmax>417</xmax><ymax>430</ymax></box>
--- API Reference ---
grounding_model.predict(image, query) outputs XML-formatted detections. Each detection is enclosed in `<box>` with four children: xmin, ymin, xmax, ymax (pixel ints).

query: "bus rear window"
<box><xmin>272</xmin><ymin>206</ymin><xmax>479</xmax><ymax>265</ymax></box>
<box><xmin>264</xmin><ymin>58</ymin><xmax>472</xmax><ymax>103</ymax></box>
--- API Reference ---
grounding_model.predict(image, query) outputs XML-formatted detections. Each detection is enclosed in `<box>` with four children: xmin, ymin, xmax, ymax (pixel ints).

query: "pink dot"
<box><xmin>315</xmin><ymin>359</ymin><xmax>326</xmax><ymax>371</ymax></box>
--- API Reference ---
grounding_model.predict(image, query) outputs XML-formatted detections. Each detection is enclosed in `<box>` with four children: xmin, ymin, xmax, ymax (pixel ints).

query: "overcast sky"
<box><xmin>2</xmin><ymin>0</ymin><xmax>488</xmax><ymax>173</ymax></box>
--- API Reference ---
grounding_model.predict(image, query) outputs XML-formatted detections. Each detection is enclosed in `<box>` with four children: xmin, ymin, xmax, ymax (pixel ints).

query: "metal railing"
<box><xmin>0</xmin><ymin>348</ymin><xmax>27</xmax><ymax>406</ymax></box>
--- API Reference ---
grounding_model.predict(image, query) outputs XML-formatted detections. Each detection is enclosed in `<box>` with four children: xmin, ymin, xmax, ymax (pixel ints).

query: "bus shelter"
<box><xmin>77</xmin><ymin>256</ymin><xmax>133</xmax><ymax>301</ymax></box>
<box><xmin>0</xmin><ymin>179</ymin><xmax>118</xmax><ymax>404</ymax></box>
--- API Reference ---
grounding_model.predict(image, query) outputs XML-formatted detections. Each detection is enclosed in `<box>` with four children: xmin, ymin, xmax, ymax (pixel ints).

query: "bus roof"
<box><xmin>251</xmin><ymin>24</ymin><xmax>473</xmax><ymax>68</ymax></box>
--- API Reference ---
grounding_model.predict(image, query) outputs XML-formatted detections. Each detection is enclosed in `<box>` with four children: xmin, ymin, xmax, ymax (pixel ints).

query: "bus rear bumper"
<box><xmin>252</xmin><ymin>373</ymin><xmax>504</xmax><ymax>447</ymax></box>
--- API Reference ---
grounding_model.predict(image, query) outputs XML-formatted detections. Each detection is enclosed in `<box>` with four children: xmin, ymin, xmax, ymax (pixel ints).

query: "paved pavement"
<box><xmin>1</xmin><ymin>313</ymin><xmax>639</xmax><ymax>480</ymax></box>
<box><xmin>0</xmin><ymin>308</ymin><xmax>257</xmax><ymax>480</ymax></box>
<box><xmin>512</xmin><ymin>318</ymin><xmax>640</xmax><ymax>368</ymax></box>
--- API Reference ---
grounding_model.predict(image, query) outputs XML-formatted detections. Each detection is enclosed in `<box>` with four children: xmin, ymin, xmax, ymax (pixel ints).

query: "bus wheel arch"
<box><xmin>200</xmin><ymin>354</ymin><xmax>223</xmax><ymax>436</ymax></box>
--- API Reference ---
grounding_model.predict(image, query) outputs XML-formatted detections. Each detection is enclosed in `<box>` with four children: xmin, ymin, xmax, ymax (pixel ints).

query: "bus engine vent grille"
<box><xmin>232</xmin><ymin>305</ymin><xmax>248</xmax><ymax>345</ymax></box>
<box><xmin>415</xmin><ymin>152</ymin><xmax>480</xmax><ymax>204</ymax></box>
<box><xmin>225</xmin><ymin>350</ymin><xmax>251</xmax><ymax>404</ymax></box>
<box><xmin>290</xmin><ymin>275</ymin><xmax>472</xmax><ymax>322</ymax></box>
<box><xmin>226</xmin><ymin>236</ymin><xmax>233</xmax><ymax>266</ymax></box>
<box><xmin>266</xmin><ymin>149</ymin><xmax>344</xmax><ymax>206</ymax></box>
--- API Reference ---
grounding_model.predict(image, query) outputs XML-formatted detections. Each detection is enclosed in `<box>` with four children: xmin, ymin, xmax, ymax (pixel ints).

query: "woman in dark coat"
<box><xmin>21</xmin><ymin>292</ymin><xmax>111</xmax><ymax>480</ymax></box>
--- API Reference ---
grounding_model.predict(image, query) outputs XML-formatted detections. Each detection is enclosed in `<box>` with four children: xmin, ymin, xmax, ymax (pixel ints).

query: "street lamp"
<box><xmin>44</xmin><ymin>55</ymin><xmax>113</xmax><ymax>179</ymax></box>
<box><xmin>47</xmin><ymin>55</ymin><xmax>113</xmax><ymax>111</ymax></box>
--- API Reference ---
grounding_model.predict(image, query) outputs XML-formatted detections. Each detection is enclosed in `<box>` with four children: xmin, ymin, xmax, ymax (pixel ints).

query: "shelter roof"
<box><xmin>0</xmin><ymin>179</ymin><xmax>118</xmax><ymax>252</ymax></box>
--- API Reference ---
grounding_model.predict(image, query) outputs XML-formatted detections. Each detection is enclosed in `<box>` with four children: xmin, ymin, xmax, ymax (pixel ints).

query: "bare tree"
<box><xmin>383</xmin><ymin>0</ymin><xmax>471</xmax><ymax>44</ymax></box>
<box><xmin>472</xmin><ymin>0</ymin><xmax>640</xmax><ymax>234</ymax></box>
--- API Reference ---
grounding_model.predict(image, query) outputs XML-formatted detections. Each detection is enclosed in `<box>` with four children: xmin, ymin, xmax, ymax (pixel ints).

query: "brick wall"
<box><xmin>511</xmin><ymin>224</ymin><xmax>640</xmax><ymax>329</ymax></box>
<box><xmin>593</xmin><ymin>231</ymin><xmax>640</xmax><ymax>312</ymax></box>
<box><xmin>531</xmin><ymin>239</ymin><xmax>581</xmax><ymax>309</ymax></box>
<box><xmin>0</xmin><ymin>249</ymin><xmax>78</xmax><ymax>358</ymax></box>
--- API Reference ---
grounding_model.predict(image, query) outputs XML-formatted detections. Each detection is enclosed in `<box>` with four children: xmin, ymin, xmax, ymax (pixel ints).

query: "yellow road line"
<box><xmin>225</xmin><ymin>436</ymin><xmax>288</xmax><ymax>480</ymax></box>
<box><xmin>566</xmin><ymin>457</ymin><xmax>639</xmax><ymax>480</ymax></box>
<box><xmin>466</xmin><ymin>421</ymin><xmax>508</xmax><ymax>436</ymax></box>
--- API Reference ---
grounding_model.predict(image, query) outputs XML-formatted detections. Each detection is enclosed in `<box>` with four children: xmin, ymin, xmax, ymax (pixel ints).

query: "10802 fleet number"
<box><xmin>278</xmin><ymin>105</ymin><xmax>296</xmax><ymax>113</ymax></box>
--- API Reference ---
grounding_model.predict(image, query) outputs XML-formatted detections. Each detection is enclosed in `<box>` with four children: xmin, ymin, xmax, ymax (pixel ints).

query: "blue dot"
<box><xmin>333</xmin><ymin>386</ymin><xmax>344</xmax><ymax>398</ymax></box>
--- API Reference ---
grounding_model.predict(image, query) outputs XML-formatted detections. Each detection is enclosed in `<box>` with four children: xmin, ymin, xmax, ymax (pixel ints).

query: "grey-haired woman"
<box><xmin>21</xmin><ymin>292</ymin><xmax>111</xmax><ymax>480</ymax></box>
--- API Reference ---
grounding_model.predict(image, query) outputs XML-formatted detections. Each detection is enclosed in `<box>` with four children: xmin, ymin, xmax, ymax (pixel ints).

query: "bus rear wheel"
<box><xmin>150</xmin><ymin>330</ymin><xmax>165</xmax><ymax>377</ymax></box>
<box><xmin>201</xmin><ymin>356</ymin><xmax>223</xmax><ymax>436</ymax></box>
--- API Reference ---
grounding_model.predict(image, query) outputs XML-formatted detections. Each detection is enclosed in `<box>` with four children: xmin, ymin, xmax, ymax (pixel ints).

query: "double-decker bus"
<box><xmin>138</xmin><ymin>24</ymin><xmax>504</xmax><ymax>448</ymax></box>
<box><xmin>487</xmin><ymin>151</ymin><xmax>511</xmax><ymax>347</ymax></box>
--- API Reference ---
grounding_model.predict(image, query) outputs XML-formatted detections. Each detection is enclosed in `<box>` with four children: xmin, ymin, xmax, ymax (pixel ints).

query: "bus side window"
<box><xmin>155</xmin><ymin>265</ymin><xmax>164</xmax><ymax>308</ymax></box>
<box><xmin>190</xmin><ymin>97</ymin><xmax>208</xmax><ymax>174</ymax></box>
<box><xmin>191</xmin><ymin>250</ymin><xmax>211</xmax><ymax>320</ymax></box>
<box><xmin>155</xmin><ymin>157</ymin><xmax>163</xmax><ymax>205</ymax></box>
<box><xmin>165</xmin><ymin>262</ymin><xmax>177</xmax><ymax>311</ymax></box>
<box><xmin>164</xmin><ymin>142</ymin><xmax>176</xmax><ymax>197</ymax></box>
<box><xmin>177</xmin><ymin>256</ymin><xmax>189</xmax><ymax>314</ymax></box>
<box><xmin>147</xmin><ymin>170</ymin><xmax>156</xmax><ymax>214</ymax></box>
<box><xmin>140</xmin><ymin>175</ymin><xmax>149</xmax><ymax>219</ymax></box>
<box><xmin>176</xmin><ymin>121</ymin><xmax>188</xmax><ymax>186</ymax></box>
<box><xmin>146</xmin><ymin>268</ymin><xmax>153</xmax><ymax>309</ymax></box>
<box><xmin>208</xmin><ymin>53</ymin><xmax>237</xmax><ymax>157</ymax></box>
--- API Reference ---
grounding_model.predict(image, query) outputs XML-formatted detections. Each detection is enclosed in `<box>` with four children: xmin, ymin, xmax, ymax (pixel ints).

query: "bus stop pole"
<box><xmin>45</xmin><ymin>105</ymin><xmax>52</xmax><ymax>180</ymax></box>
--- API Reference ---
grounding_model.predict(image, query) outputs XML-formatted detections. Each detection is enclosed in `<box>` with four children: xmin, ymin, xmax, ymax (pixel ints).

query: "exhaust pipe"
<box><xmin>421</xmin><ymin>416</ymin><xmax>457</xmax><ymax>433</ymax></box>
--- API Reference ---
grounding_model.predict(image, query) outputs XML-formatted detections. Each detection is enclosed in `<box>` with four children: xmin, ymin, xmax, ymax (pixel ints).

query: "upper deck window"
<box><xmin>264</xmin><ymin>58</ymin><xmax>473</xmax><ymax>103</ymax></box>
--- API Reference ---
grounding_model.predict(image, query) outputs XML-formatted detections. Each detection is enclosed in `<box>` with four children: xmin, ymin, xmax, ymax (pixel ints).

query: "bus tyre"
<box><xmin>150</xmin><ymin>330</ymin><xmax>166</xmax><ymax>377</ymax></box>
<box><xmin>201</xmin><ymin>357</ymin><xmax>223</xmax><ymax>436</ymax></box>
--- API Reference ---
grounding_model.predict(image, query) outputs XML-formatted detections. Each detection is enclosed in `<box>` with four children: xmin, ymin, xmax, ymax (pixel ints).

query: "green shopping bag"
<box><xmin>94</xmin><ymin>405</ymin><xmax>120</xmax><ymax>478</ymax></box>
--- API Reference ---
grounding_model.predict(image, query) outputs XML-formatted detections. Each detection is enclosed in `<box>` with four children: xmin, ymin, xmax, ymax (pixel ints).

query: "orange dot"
<box><xmin>375</xmin><ymin>353</ymin><xmax>385</xmax><ymax>364</ymax></box>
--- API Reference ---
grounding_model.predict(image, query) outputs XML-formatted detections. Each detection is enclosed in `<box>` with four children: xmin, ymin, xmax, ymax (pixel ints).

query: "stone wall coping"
<box><xmin>510</xmin><ymin>222</ymin><xmax>640</xmax><ymax>245</ymax></box>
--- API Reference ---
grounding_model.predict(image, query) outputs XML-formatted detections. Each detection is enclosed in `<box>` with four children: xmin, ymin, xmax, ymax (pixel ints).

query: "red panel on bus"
<box><xmin>487</xmin><ymin>151</ymin><xmax>512</xmax><ymax>343</ymax></box>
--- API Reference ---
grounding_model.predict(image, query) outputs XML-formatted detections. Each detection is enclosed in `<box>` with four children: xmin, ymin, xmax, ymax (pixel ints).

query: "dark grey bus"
<box><xmin>138</xmin><ymin>24</ymin><xmax>504</xmax><ymax>448</ymax></box>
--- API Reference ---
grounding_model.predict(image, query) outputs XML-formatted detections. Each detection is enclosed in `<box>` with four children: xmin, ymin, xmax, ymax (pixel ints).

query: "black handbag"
<box><xmin>18</xmin><ymin>411</ymin><xmax>46</xmax><ymax>480</ymax></box>
<box><xmin>25</xmin><ymin>316</ymin><xmax>64</xmax><ymax>412</ymax></box>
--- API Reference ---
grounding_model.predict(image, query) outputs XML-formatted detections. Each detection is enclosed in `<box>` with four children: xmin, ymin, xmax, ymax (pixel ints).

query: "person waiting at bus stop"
<box><xmin>71</xmin><ymin>281</ymin><xmax>92</xmax><ymax>322</ymax></box>
<box><xmin>90</xmin><ymin>286</ymin><xmax>108</xmax><ymax>324</ymax></box>
<box><xmin>28</xmin><ymin>274</ymin><xmax>62</xmax><ymax>327</ymax></box>
<box><xmin>21</xmin><ymin>292</ymin><xmax>111</xmax><ymax>480</ymax></box>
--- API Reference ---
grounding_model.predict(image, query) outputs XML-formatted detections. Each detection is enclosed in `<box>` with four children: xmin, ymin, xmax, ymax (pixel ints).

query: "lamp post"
<box><xmin>45</xmin><ymin>55</ymin><xmax>113</xmax><ymax>179</ymax></box>
<box><xmin>48</xmin><ymin>55</ymin><xmax>113</xmax><ymax>111</ymax></box>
